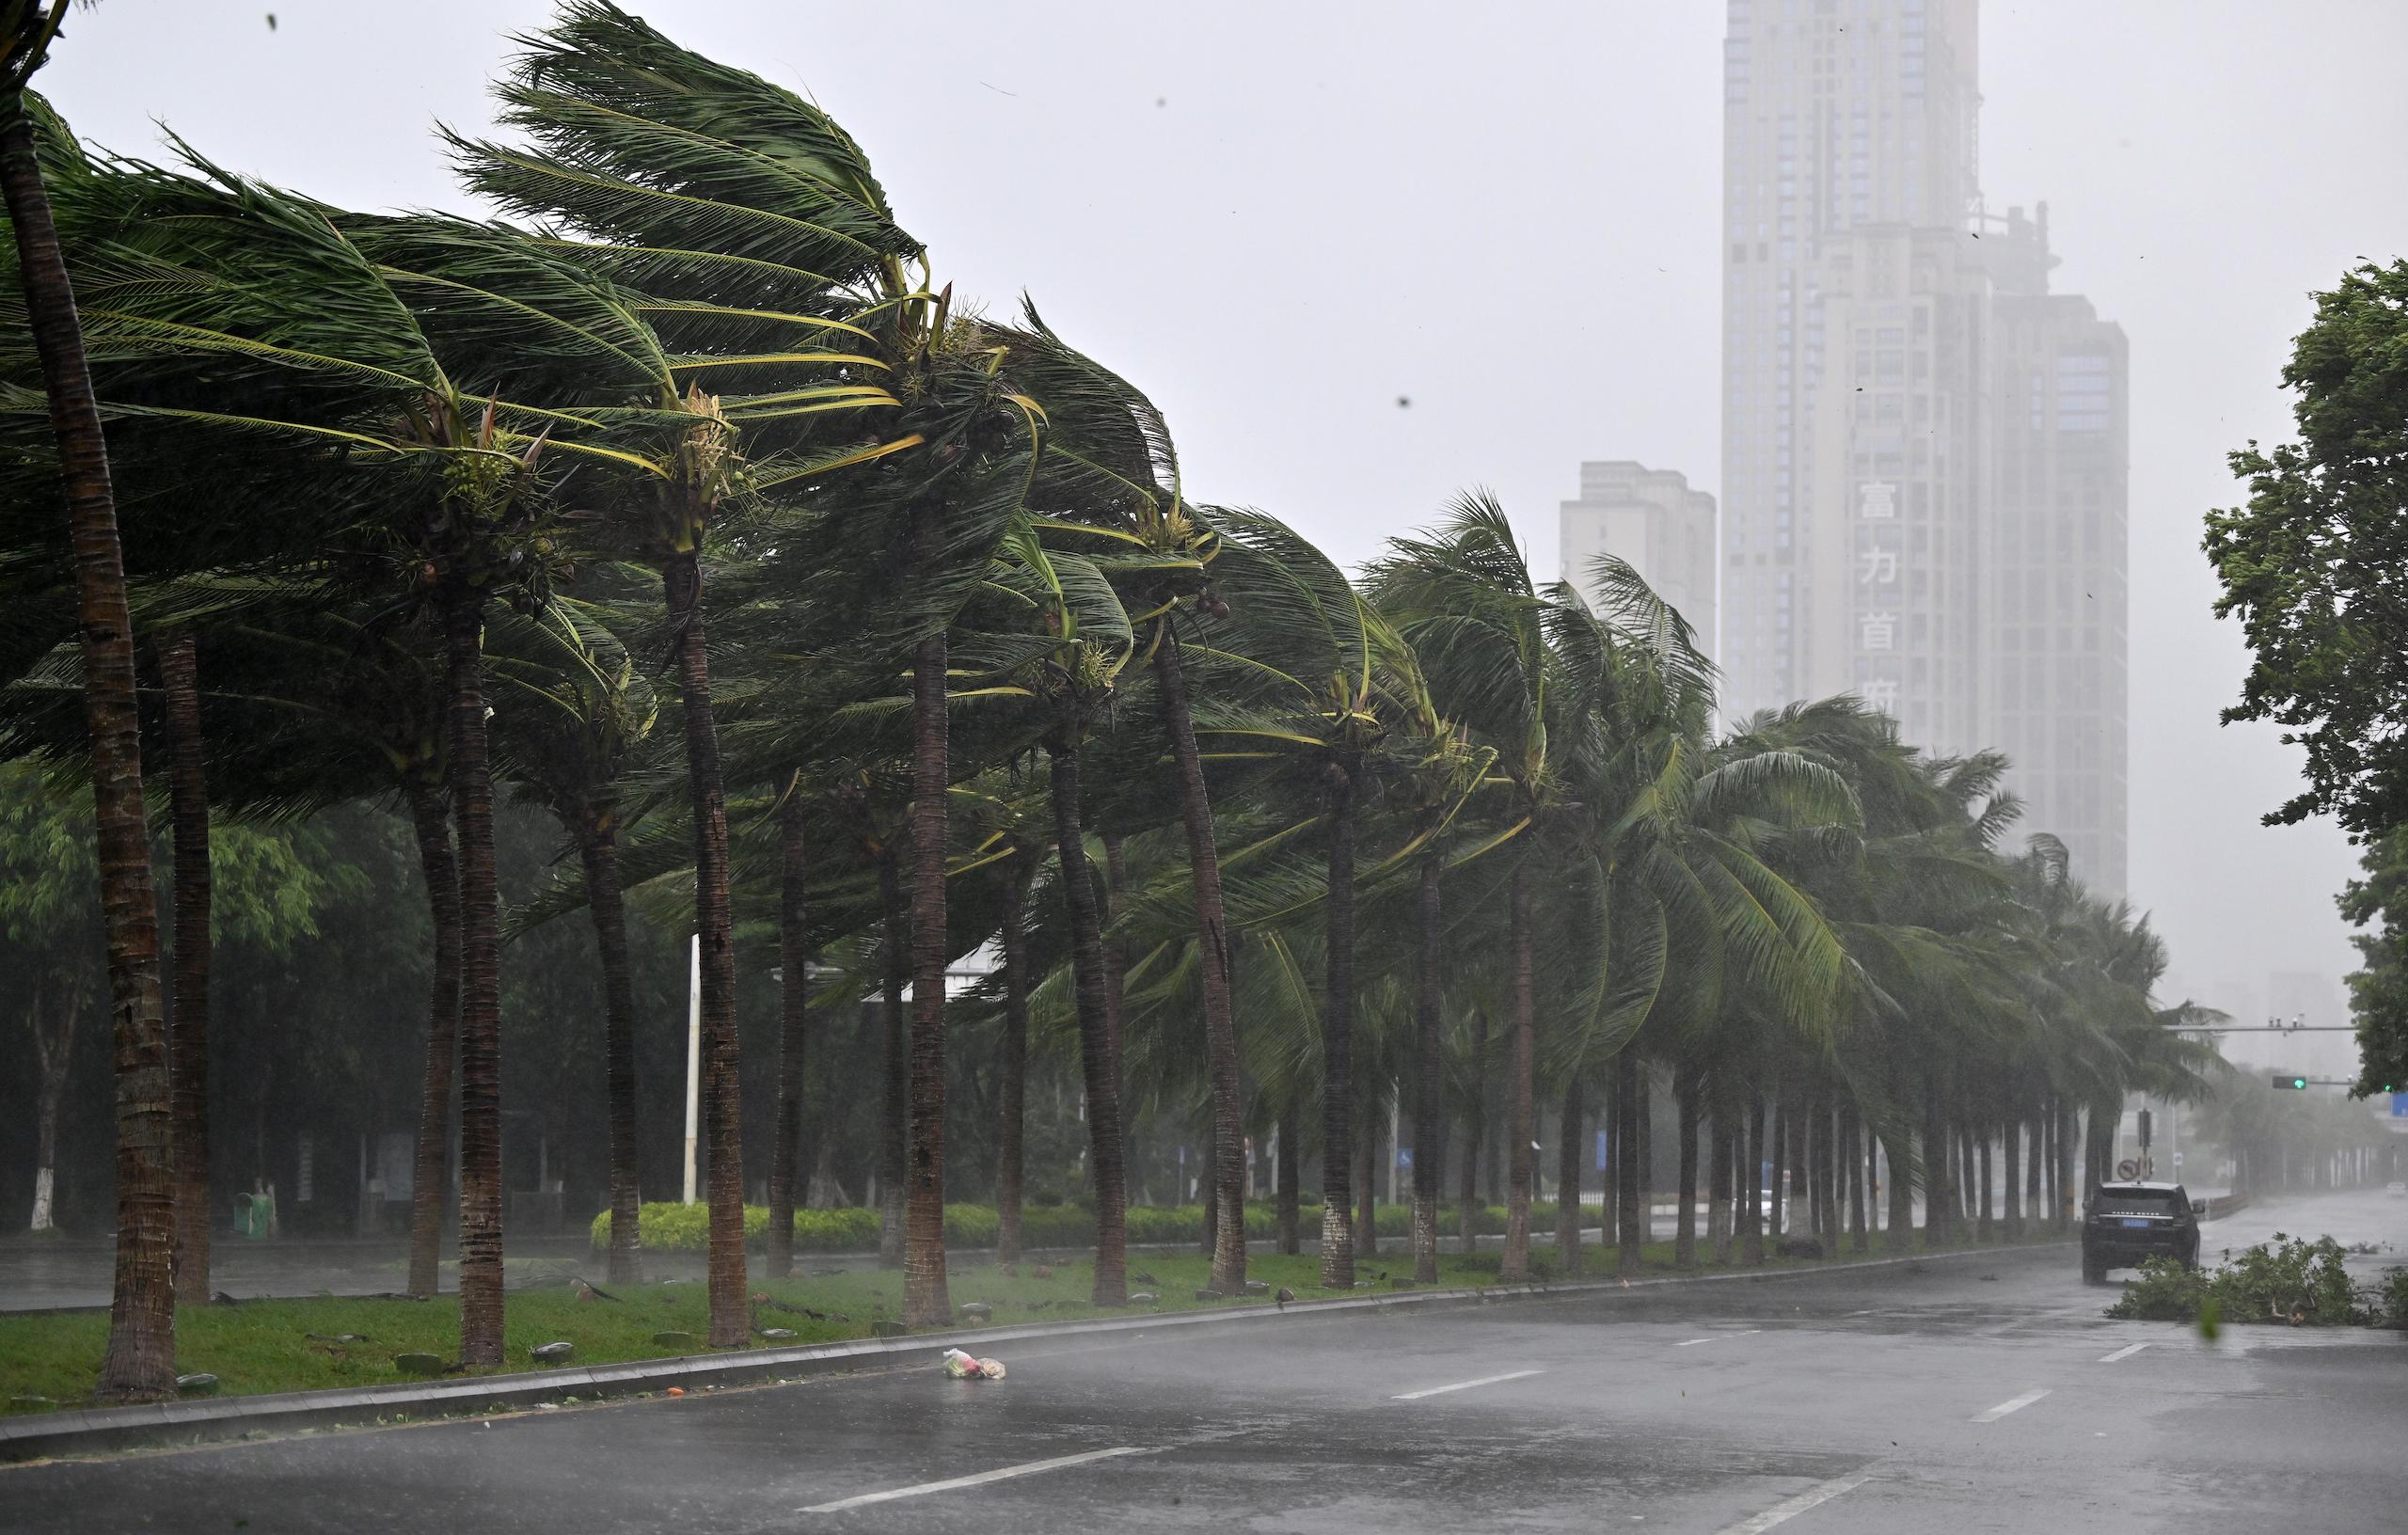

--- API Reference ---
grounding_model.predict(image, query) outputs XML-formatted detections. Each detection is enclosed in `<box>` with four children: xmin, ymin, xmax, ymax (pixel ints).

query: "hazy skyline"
<box><xmin>42</xmin><ymin>1</ymin><xmax>2408</xmax><ymax>1026</ymax></box>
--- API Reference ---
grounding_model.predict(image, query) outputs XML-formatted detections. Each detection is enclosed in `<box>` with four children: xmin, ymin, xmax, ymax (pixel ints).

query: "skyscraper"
<box><xmin>1988</xmin><ymin>204</ymin><xmax>2129</xmax><ymax>894</ymax></box>
<box><xmin>1718</xmin><ymin>0</ymin><xmax>2128</xmax><ymax>894</ymax></box>
<box><xmin>1718</xmin><ymin>0</ymin><xmax>1983</xmax><ymax>729</ymax></box>
<box><xmin>1558</xmin><ymin>461</ymin><xmax>1717</xmax><ymax>646</ymax></box>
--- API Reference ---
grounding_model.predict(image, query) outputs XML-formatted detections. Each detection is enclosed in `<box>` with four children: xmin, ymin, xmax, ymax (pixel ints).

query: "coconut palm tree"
<box><xmin>488</xmin><ymin>595</ymin><xmax>661</xmax><ymax>1283</ymax></box>
<box><xmin>0</xmin><ymin>7</ymin><xmax>174</xmax><ymax>1395</ymax></box>
<box><xmin>1366</xmin><ymin>493</ymin><xmax>1566</xmax><ymax>1283</ymax></box>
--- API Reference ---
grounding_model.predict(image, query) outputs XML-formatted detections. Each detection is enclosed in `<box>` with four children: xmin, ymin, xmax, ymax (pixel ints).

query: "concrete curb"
<box><xmin>0</xmin><ymin>1237</ymin><xmax>2071</xmax><ymax>1464</ymax></box>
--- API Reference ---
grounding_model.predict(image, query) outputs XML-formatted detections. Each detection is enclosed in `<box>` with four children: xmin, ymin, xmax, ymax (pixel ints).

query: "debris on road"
<box><xmin>941</xmin><ymin>1348</ymin><xmax>1007</xmax><ymax>1380</ymax></box>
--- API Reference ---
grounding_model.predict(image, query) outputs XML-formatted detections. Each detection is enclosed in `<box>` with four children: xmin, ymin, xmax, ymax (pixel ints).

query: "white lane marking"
<box><xmin>1971</xmin><ymin>1387</ymin><xmax>2051</xmax><ymax>1422</ymax></box>
<box><xmin>1717</xmin><ymin>1470</ymin><xmax>1876</xmax><ymax>1533</ymax></box>
<box><xmin>1677</xmin><ymin>1329</ymin><xmax>1765</xmax><ymax>1347</ymax></box>
<box><xmin>798</xmin><ymin>1446</ymin><xmax>1156</xmax><ymax>1512</ymax></box>
<box><xmin>2099</xmin><ymin>1341</ymin><xmax>2151</xmax><ymax>1363</ymax></box>
<box><xmin>1391</xmin><ymin>1368</ymin><xmax>1545</xmax><ymax>1400</ymax></box>
<box><xmin>1846</xmin><ymin>1308</ymin><xmax>1878</xmax><ymax>1317</ymax></box>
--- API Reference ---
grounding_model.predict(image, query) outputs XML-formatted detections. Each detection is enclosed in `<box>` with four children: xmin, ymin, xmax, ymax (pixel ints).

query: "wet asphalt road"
<box><xmin>7</xmin><ymin>1187</ymin><xmax>2404</xmax><ymax>1534</ymax></box>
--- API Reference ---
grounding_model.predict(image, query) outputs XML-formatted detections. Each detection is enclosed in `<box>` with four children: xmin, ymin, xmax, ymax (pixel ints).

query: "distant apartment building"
<box><xmin>1558</xmin><ymin>461</ymin><xmax>1718</xmax><ymax>647</ymax></box>
<box><xmin>1988</xmin><ymin>204</ymin><xmax>2129</xmax><ymax>894</ymax></box>
<box><xmin>1717</xmin><ymin>0</ymin><xmax>2128</xmax><ymax>894</ymax></box>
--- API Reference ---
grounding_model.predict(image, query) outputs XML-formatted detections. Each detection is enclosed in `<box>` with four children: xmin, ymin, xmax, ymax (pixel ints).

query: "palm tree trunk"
<box><xmin>1200</xmin><ymin>1116</ymin><xmax>1219</xmax><ymax>1256</ymax></box>
<box><xmin>1354</xmin><ymin>1120</ymin><xmax>1377</xmax><ymax>1259</ymax></box>
<box><xmin>1767</xmin><ymin>1095</ymin><xmax>1787</xmax><ymax>1239</ymax></box>
<box><xmin>1151</xmin><ymin>627</ymin><xmax>1245</xmax><ymax>1294</ymax></box>
<box><xmin>1742</xmin><ymin>1092</ymin><xmax>1766</xmax><ymax>1263</ymax></box>
<box><xmin>1637</xmin><ymin>1064</ymin><xmax>1654</xmax><ymax>1239</ymax></box>
<box><xmin>1712</xmin><ymin>1094</ymin><xmax>1736</xmax><ymax>1265</ymax></box>
<box><xmin>661</xmin><ymin>552</ymin><xmax>746</xmax><ymax>1349</ymax></box>
<box><xmin>1276</xmin><ymin>1098</ymin><xmax>1301</xmax><ymax>1256</ymax></box>
<box><xmin>2024</xmin><ymin>1112</ymin><xmax>2044</xmax><ymax>1228</ymax></box>
<box><xmin>1101</xmin><ymin>833</ymin><xmax>1135</xmax><ymax>1193</ymax></box>
<box><xmin>2002</xmin><ymin>1116</ymin><xmax>2022</xmax><ymax>1240</ymax></box>
<box><xmin>578</xmin><ymin>796</ymin><xmax>644</xmax><ymax>1286</ymax></box>
<box><xmin>1457</xmin><ymin>1008</ymin><xmax>1485</xmax><ymax>1257</ymax></box>
<box><xmin>877</xmin><ymin>854</ymin><xmax>907</xmax><ymax>1266</ymax></box>
<box><xmin>993</xmin><ymin>851</ymin><xmax>1032</xmax><ymax>1269</ymax></box>
<box><xmin>1977</xmin><ymin>1131</ymin><xmax>1995</xmax><ymax>1242</ymax></box>
<box><xmin>901</xmin><ymin>587</ymin><xmax>953</xmax><ymax>1325</ymax></box>
<box><xmin>1811</xmin><ymin>1097</ymin><xmax>1830</xmax><ymax>1251</ymax></box>
<box><xmin>1604</xmin><ymin>1056</ymin><xmax>1622</xmax><ymax>1242</ymax></box>
<box><xmin>1616</xmin><ymin>1052</ymin><xmax>1644</xmax><ymax>1273</ymax></box>
<box><xmin>1500</xmin><ymin>861</ymin><xmax>1536</xmax><ymax>1283</ymax></box>
<box><xmin>443</xmin><ymin>590</ymin><xmax>505</xmax><ymax>1368</ymax></box>
<box><xmin>1673</xmin><ymin>1069</ymin><xmax>1700</xmax><ymax>1269</ymax></box>
<box><xmin>3</xmin><ymin>80</ymin><xmax>175</xmax><ymax>1400</ymax></box>
<box><xmin>1317</xmin><ymin>769</ymin><xmax>1356</xmax><ymax>1289</ymax></box>
<box><xmin>1957</xmin><ymin>1127</ymin><xmax>1976</xmax><ymax>1225</ymax></box>
<box><xmin>25</xmin><ymin>972</ymin><xmax>73</xmax><ymax>1233</ymax></box>
<box><xmin>1045</xmin><ymin>742</ymin><xmax>1126</xmax><ymax>1305</ymax></box>
<box><xmin>1844</xmin><ymin>1105</ymin><xmax>1867</xmax><ymax>1253</ymax></box>
<box><xmin>160</xmin><ymin>631</ymin><xmax>213</xmax><ymax>1306</ymax></box>
<box><xmin>402</xmin><ymin>774</ymin><xmax>459</xmax><ymax>1300</ymax></box>
<box><xmin>1411</xmin><ymin>852</ymin><xmax>1444</xmax><ymax>1284</ymax></box>
<box><xmin>1886</xmin><ymin>1132</ymin><xmax>1913</xmax><ymax>1251</ymax></box>
<box><xmin>1554</xmin><ymin>1075</ymin><xmax>1584</xmax><ymax>1274</ymax></box>
<box><xmin>2056</xmin><ymin>1100</ymin><xmax>2076</xmax><ymax>1227</ymax></box>
<box><xmin>1922</xmin><ymin>1075</ymin><xmax>1949</xmax><ymax>1247</ymax></box>
<box><xmin>767</xmin><ymin>784</ymin><xmax>811</xmax><ymax>1280</ymax></box>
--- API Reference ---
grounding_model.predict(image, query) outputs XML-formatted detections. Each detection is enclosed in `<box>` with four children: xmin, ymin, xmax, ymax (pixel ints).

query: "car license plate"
<box><xmin>2119</xmin><ymin>1218</ymin><xmax>2150</xmax><ymax>1228</ymax></box>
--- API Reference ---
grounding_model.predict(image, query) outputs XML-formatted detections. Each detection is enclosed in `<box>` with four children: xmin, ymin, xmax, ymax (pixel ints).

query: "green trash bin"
<box><xmin>234</xmin><ymin>1189</ymin><xmax>276</xmax><ymax>1240</ymax></box>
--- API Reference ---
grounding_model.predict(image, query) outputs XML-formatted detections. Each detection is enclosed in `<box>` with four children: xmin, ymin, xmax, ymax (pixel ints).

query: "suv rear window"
<box><xmin>2095</xmin><ymin>1189</ymin><xmax>2178</xmax><ymax>1216</ymax></box>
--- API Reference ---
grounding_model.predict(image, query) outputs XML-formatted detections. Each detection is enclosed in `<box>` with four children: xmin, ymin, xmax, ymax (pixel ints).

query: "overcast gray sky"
<box><xmin>43</xmin><ymin>1</ymin><xmax>2408</xmax><ymax>1041</ymax></box>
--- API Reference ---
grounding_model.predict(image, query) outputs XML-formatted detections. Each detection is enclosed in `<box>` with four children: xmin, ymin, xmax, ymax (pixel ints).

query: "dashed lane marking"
<box><xmin>1391</xmin><ymin>1368</ymin><xmax>1546</xmax><ymax>1400</ymax></box>
<box><xmin>2099</xmin><ymin>1342</ymin><xmax>2151</xmax><ymax>1363</ymax></box>
<box><xmin>1677</xmin><ymin>1329</ymin><xmax>1765</xmax><ymax>1346</ymax></box>
<box><xmin>798</xmin><ymin>1446</ymin><xmax>1158</xmax><ymax>1512</ymax></box>
<box><xmin>1716</xmin><ymin>1471</ymin><xmax>1876</xmax><ymax>1533</ymax></box>
<box><xmin>1971</xmin><ymin>1387</ymin><xmax>2051</xmax><ymax>1422</ymax></box>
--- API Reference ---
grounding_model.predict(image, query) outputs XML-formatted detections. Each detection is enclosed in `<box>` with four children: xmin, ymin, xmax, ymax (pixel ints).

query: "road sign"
<box><xmin>2173</xmin><ymin>1151</ymin><xmax>2184</xmax><ymax>1167</ymax></box>
<box><xmin>1397</xmin><ymin>1147</ymin><xmax>1413</xmax><ymax>1168</ymax></box>
<box><xmin>2115</xmin><ymin>1158</ymin><xmax>2140</xmax><ymax>1179</ymax></box>
<box><xmin>2394</xmin><ymin>1094</ymin><xmax>2406</xmax><ymax>1117</ymax></box>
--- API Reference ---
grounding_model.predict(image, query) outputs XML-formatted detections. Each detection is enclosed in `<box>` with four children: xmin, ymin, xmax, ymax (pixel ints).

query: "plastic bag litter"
<box><xmin>941</xmin><ymin>1348</ymin><xmax>1007</xmax><ymax>1380</ymax></box>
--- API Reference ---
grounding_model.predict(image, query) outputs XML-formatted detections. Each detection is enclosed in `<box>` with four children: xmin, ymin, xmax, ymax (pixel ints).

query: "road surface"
<box><xmin>6</xmin><ymin>1186</ymin><xmax>2403</xmax><ymax>1533</ymax></box>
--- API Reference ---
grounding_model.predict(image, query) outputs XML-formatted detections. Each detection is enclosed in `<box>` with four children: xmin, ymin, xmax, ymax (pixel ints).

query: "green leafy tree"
<box><xmin>2339</xmin><ymin>828</ymin><xmax>2408</xmax><ymax>1097</ymax></box>
<box><xmin>2205</xmin><ymin>259</ymin><xmax>2408</xmax><ymax>839</ymax></box>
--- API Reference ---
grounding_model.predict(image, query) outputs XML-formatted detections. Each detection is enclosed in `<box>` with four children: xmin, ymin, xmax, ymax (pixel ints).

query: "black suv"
<box><xmin>2081</xmin><ymin>1180</ymin><xmax>2200</xmax><ymax>1282</ymax></box>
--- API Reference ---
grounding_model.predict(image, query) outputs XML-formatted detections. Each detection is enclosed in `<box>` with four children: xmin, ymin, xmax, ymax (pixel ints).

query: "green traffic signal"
<box><xmin>2272</xmin><ymin>1074</ymin><xmax>2307</xmax><ymax>1089</ymax></box>
<box><xmin>2293</xmin><ymin>1077</ymin><xmax>2308</xmax><ymax>1089</ymax></box>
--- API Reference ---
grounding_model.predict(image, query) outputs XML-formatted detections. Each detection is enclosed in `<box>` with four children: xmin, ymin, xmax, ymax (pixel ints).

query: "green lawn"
<box><xmin>0</xmin><ymin>1230</ymin><xmax>2051</xmax><ymax>1415</ymax></box>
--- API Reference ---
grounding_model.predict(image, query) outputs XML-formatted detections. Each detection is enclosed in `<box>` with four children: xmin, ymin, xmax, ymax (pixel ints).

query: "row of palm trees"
<box><xmin>0</xmin><ymin>1</ymin><xmax>2214</xmax><ymax>1400</ymax></box>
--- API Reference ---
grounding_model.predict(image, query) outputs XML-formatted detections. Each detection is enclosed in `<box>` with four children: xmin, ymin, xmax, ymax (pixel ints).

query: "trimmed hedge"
<box><xmin>590</xmin><ymin>1198</ymin><xmax>1567</xmax><ymax>1255</ymax></box>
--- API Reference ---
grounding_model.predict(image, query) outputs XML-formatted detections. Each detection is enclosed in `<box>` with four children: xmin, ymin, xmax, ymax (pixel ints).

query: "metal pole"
<box><xmin>682</xmin><ymin>933</ymin><xmax>701</xmax><ymax>1204</ymax></box>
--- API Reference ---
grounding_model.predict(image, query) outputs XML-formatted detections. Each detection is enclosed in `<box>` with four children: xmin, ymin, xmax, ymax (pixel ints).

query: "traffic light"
<box><xmin>2273</xmin><ymin>1074</ymin><xmax>2307</xmax><ymax>1090</ymax></box>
